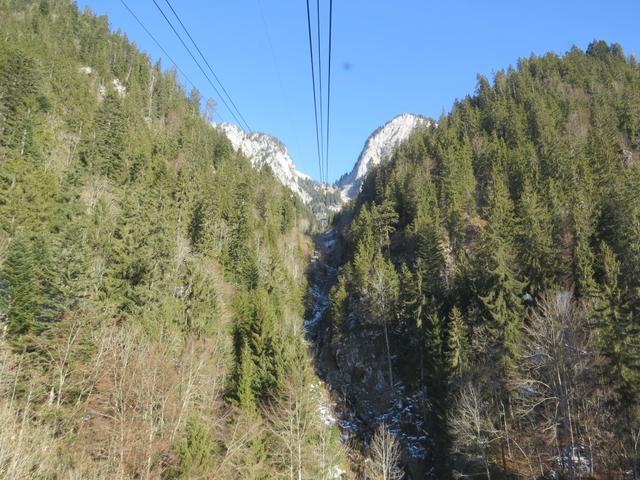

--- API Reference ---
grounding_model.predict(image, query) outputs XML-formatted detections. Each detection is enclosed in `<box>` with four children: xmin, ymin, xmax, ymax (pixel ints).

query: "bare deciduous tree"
<box><xmin>450</xmin><ymin>382</ymin><xmax>500</xmax><ymax>479</ymax></box>
<box><xmin>512</xmin><ymin>292</ymin><xmax>591</xmax><ymax>474</ymax></box>
<box><xmin>268</xmin><ymin>369</ymin><xmax>314</xmax><ymax>480</ymax></box>
<box><xmin>369</xmin><ymin>257</ymin><xmax>399</xmax><ymax>392</ymax></box>
<box><xmin>366</xmin><ymin>423</ymin><xmax>403</xmax><ymax>480</ymax></box>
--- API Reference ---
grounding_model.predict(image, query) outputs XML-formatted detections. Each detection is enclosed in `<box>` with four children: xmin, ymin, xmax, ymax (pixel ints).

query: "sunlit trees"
<box><xmin>0</xmin><ymin>1</ymin><xmax>322</xmax><ymax>477</ymax></box>
<box><xmin>366</xmin><ymin>423</ymin><xmax>403</xmax><ymax>480</ymax></box>
<box><xmin>446</xmin><ymin>307</ymin><xmax>468</xmax><ymax>376</ymax></box>
<box><xmin>330</xmin><ymin>39</ymin><xmax>640</xmax><ymax>477</ymax></box>
<box><xmin>369</xmin><ymin>254</ymin><xmax>400</xmax><ymax>391</ymax></box>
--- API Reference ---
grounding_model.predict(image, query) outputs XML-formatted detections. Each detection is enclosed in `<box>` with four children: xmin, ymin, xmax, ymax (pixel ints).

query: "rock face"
<box><xmin>306</xmin><ymin>229</ymin><xmax>429</xmax><ymax>479</ymax></box>
<box><xmin>215</xmin><ymin>122</ymin><xmax>315</xmax><ymax>203</ymax></box>
<box><xmin>215</xmin><ymin>113</ymin><xmax>431</xmax><ymax>215</ymax></box>
<box><xmin>215</xmin><ymin>123</ymin><xmax>344</xmax><ymax>218</ymax></box>
<box><xmin>336</xmin><ymin>113</ymin><xmax>431</xmax><ymax>201</ymax></box>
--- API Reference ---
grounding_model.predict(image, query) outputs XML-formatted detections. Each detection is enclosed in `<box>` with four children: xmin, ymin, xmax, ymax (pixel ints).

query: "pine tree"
<box><xmin>371</xmin><ymin>200</ymin><xmax>399</xmax><ymax>252</ymax></box>
<box><xmin>353</xmin><ymin>235</ymin><xmax>375</xmax><ymax>294</ymax></box>
<box><xmin>594</xmin><ymin>243</ymin><xmax>640</xmax><ymax>405</ymax></box>
<box><xmin>480</xmin><ymin>243</ymin><xmax>526</xmax><ymax>371</ymax></box>
<box><xmin>2</xmin><ymin>235</ymin><xmax>39</xmax><ymax>335</ymax></box>
<box><xmin>184</xmin><ymin>260</ymin><xmax>218</xmax><ymax>336</ymax></box>
<box><xmin>446</xmin><ymin>307</ymin><xmax>468</xmax><ymax>376</ymax></box>
<box><xmin>414</xmin><ymin>219</ymin><xmax>446</xmax><ymax>306</ymax></box>
<box><xmin>424</xmin><ymin>312</ymin><xmax>444</xmax><ymax>378</ymax></box>
<box><xmin>1</xmin><ymin>233</ymin><xmax>60</xmax><ymax>337</ymax></box>
<box><xmin>398</xmin><ymin>262</ymin><xmax>423</xmax><ymax>331</ymax></box>
<box><xmin>236</xmin><ymin>341</ymin><xmax>257</xmax><ymax>412</ymax></box>
<box><xmin>328</xmin><ymin>275</ymin><xmax>348</xmax><ymax>334</ymax></box>
<box><xmin>0</xmin><ymin>49</ymin><xmax>39</xmax><ymax>152</ymax></box>
<box><xmin>437</xmin><ymin>133</ymin><xmax>476</xmax><ymax>249</ymax></box>
<box><xmin>423</xmin><ymin>310</ymin><xmax>453</xmax><ymax>478</ymax></box>
<box><xmin>81</xmin><ymin>92</ymin><xmax>127</xmax><ymax>178</ymax></box>
<box><xmin>516</xmin><ymin>181</ymin><xmax>558</xmax><ymax>295</ymax></box>
<box><xmin>177</xmin><ymin>416</ymin><xmax>217</xmax><ymax>477</ymax></box>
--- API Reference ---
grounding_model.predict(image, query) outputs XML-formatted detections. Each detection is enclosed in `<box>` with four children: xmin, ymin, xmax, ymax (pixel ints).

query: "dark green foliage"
<box><xmin>516</xmin><ymin>182</ymin><xmax>559</xmax><ymax>294</ymax></box>
<box><xmin>0</xmin><ymin>1</ymin><xmax>314</xmax><ymax>475</ymax></box>
<box><xmin>230</xmin><ymin>287</ymin><xmax>290</xmax><ymax>407</ymax></box>
<box><xmin>594</xmin><ymin>243</ymin><xmax>640</xmax><ymax>405</ymax></box>
<box><xmin>479</xmin><ymin>243</ymin><xmax>526</xmax><ymax>370</ymax></box>
<box><xmin>0</xmin><ymin>48</ymin><xmax>42</xmax><ymax>156</ymax></box>
<box><xmin>331</xmin><ymin>41</ymin><xmax>640</xmax><ymax>477</ymax></box>
<box><xmin>1</xmin><ymin>233</ymin><xmax>61</xmax><ymax>336</ymax></box>
<box><xmin>328</xmin><ymin>275</ymin><xmax>348</xmax><ymax>333</ymax></box>
<box><xmin>80</xmin><ymin>92</ymin><xmax>128</xmax><ymax>178</ymax></box>
<box><xmin>446</xmin><ymin>307</ymin><xmax>468</xmax><ymax>376</ymax></box>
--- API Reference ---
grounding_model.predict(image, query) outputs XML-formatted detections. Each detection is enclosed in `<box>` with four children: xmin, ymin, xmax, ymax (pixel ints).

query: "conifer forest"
<box><xmin>0</xmin><ymin>1</ymin><xmax>639</xmax><ymax>479</ymax></box>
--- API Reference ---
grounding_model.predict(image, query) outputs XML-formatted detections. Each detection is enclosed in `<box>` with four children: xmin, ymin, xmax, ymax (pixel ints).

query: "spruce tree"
<box><xmin>0</xmin><ymin>49</ymin><xmax>39</xmax><ymax>151</ymax></box>
<box><xmin>446</xmin><ymin>307</ymin><xmax>468</xmax><ymax>376</ymax></box>
<box><xmin>81</xmin><ymin>92</ymin><xmax>127</xmax><ymax>178</ymax></box>
<box><xmin>480</xmin><ymin>242</ymin><xmax>526</xmax><ymax>371</ymax></box>
<box><xmin>516</xmin><ymin>181</ymin><xmax>558</xmax><ymax>295</ymax></box>
<box><xmin>371</xmin><ymin>200</ymin><xmax>399</xmax><ymax>252</ymax></box>
<box><xmin>236</xmin><ymin>341</ymin><xmax>257</xmax><ymax>412</ymax></box>
<box><xmin>594</xmin><ymin>243</ymin><xmax>640</xmax><ymax>405</ymax></box>
<box><xmin>2</xmin><ymin>235</ymin><xmax>39</xmax><ymax>335</ymax></box>
<box><xmin>328</xmin><ymin>275</ymin><xmax>348</xmax><ymax>334</ymax></box>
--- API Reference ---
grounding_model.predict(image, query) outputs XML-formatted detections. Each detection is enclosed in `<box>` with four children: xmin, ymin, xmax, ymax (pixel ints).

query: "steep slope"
<box><xmin>215</xmin><ymin>122</ymin><xmax>342</xmax><ymax>216</ymax></box>
<box><xmin>0</xmin><ymin>2</ymin><xmax>348</xmax><ymax>478</ymax></box>
<box><xmin>324</xmin><ymin>42</ymin><xmax>640</xmax><ymax>479</ymax></box>
<box><xmin>216</xmin><ymin>114</ymin><xmax>432</xmax><ymax>215</ymax></box>
<box><xmin>215</xmin><ymin>122</ymin><xmax>314</xmax><ymax>203</ymax></box>
<box><xmin>336</xmin><ymin>113</ymin><xmax>431</xmax><ymax>200</ymax></box>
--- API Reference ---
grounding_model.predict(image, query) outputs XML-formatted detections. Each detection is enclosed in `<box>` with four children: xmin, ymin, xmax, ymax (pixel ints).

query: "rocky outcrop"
<box><xmin>335</xmin><ymin>113</ymin><xmax>431</xmax><ymax>201</ymax></box>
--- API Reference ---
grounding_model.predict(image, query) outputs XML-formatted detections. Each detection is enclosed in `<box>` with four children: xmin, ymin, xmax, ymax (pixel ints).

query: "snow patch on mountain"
<box><xmin>336</xmin><ymin>113</ymin><xmax>431</xmax><ymax>201</ymax></box>
<box><xmin>214</xmin><ymin>123</ymin><xmax>313</xmax><ymax>204</ymax></box>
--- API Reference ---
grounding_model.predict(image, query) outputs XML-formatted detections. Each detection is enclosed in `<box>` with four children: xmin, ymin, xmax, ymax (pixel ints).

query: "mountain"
<box><xmin>336</xmin><ymin>113</ymin><xmax>431</xmax><ymax>201</ymax></box>
<box><xmin>215</xmin><ymin>122</ymin><xmax>342</xmax><ymax>216</ymax></box>
<box><xmin>214</xmin><ymin>123</ymin><xmax>314</xmax><ymax>203</ymax></box>
<box><xmin>216</xmin><ymin>114</ymin><xmax>431</xmax><ymax>214</ymax></box>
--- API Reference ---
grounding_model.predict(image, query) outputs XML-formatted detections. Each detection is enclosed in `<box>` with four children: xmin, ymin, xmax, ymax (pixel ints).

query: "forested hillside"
<box><xmin>0</xmin><ymin>1</ymin><xmax>347</xmax><ymax>478</ymax></box>
<box><xmin>2</xmin><ymin>1</ymin><xmax>640</xmax><ymax>479</ymax></box>
<box><xmin>328</xmin><ymin>42</ymin><xmax>640</xmax><ymax>478</ymax></box>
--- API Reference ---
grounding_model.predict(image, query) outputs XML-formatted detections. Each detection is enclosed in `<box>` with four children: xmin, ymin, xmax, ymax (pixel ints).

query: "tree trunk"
<box><xmin>147</xmin><ymin>68</ymin><xmax>156</xmax><ymax>121</ymax></box>
<box><xmin>383</xmin><ymin>322</ymin><xmax>393</xmax><ymax>392</ymax></box>
<box><xmin>501</xmin><ymin>442</ymin><xmax>507</xmax><ymax>476</ymax></box>
<box><xmin>484</xmin><ymin>451</ymin><xmax>492</xmax><ymax>480</ymax></box>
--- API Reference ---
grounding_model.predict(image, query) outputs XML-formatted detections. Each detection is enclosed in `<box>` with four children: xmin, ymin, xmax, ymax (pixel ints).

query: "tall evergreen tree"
<box><xmin>446</xmin><ymin>307</ymin><xmax>469</xmax><ymax>376</ymax></box>
<box><xmin>480</xmin><ymin>242</ymin><xmax>526</xmax><ymax>371</ymax></box>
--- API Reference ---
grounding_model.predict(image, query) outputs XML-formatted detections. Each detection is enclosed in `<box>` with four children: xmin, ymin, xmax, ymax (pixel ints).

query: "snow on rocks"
<box><xmin>214</xmin><ymin>114</ymin><xmax>430</xmax><ymax>214</ymax></box>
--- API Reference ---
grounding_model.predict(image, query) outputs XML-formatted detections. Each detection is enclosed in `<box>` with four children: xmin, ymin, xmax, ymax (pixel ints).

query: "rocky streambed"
<box><xmin>304</xmin><ymin>230</ymin><xmax>431</xmax><ymax>479</ymax></box>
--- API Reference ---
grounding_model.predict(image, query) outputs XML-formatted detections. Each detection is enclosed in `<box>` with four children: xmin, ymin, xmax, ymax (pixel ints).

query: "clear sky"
<box><xmin>76</xmin><ymin>0</ymin><xmax>640</xmax><ymax>183</ymax></box>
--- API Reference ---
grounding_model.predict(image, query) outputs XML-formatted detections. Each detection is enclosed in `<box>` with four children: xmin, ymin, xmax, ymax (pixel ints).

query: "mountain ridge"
<box><xmin>215</xmin><ymin>113</ymin><xmax>432</xmax><ymax>213</ymax></box>
<box><xmin>335</xmin><ymin>113</ymin><xmax>432</xmax><ymax>201</ymax></box>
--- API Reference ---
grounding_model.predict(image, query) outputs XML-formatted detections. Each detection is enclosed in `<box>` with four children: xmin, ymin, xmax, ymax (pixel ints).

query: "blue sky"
<box><xmin>77</xmin><ymin>0</ymin><xmax>640</xmax><ymax>182</ymax></box>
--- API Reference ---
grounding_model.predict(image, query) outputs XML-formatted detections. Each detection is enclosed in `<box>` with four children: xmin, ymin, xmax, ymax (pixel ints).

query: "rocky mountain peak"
<box><xmin>214</xmin><ymin>122</ymin><xmax>313</xmax><ymax>204</ymax></box>
<box><xmin>335</xmin><ymin>113</ymin><xmax>431</xmax><ymax>201</ymax></box>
